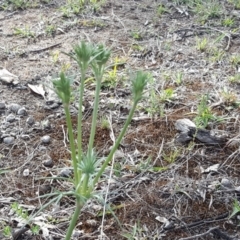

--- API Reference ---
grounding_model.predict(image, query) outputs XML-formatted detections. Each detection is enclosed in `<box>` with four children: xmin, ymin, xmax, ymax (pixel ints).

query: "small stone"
<box><xmin>235</xmin><ymin>186</ymin><xmax>240</xmax><ymax>192</ymax></box>
<box><xmin>9</xmin><ymin>103</ymin><xmax>21</xmax><ymax>113</ymax></box>
<box><xmin>58</xmin><ymin>168</ymin><xmax>72</xmax><ymax>178</ymax></box>
<box><xmin>6</xmin><ymin>114</ymin><xmax>15</xmax><ymax>123</ymax></box>
<box><xmin>37</xmin><ymin>185</ymin><xmax>51</xmax><ymax>195</ymax></box>
<box><xmin>221</xmin><ymin>178</ymin><xmax>234</xmax><ymax>189</ymax></box>
<box><xmin>3</xmin><ymin>136</ymin><xmax>14</xmax><ymax>144</ymax></box>
<box><xmin>26</xmin><ymin>116</ymin><xmax>35</xmax><ymax>125</ymax></box>
<box><xmin>20</xmin><ymin>135</ymin><xmax>30</xmax><ymax>140</ymax></box>
<box><xmin>17</xmin><ymin>107</ymin><xmax>27</xmax><ymax>116</ymax></box>
<box><xmin>23</xmin><ymin>169</ymin><xmax>29</xmax><ymax>176</ymax></box>
<box><xmin>0</xmin><ymin>102</ymin><xmax>6</xmax><ymax>109</ymax></box>
<box><xmin>41</xmin><ymin>135</ymin><xmax>51</xmax><ymax>144</ymax></box>
<box><xmin>43</xmin><ymin>158</ymin><xmax>54</xmax><ymax>168</ymax></box>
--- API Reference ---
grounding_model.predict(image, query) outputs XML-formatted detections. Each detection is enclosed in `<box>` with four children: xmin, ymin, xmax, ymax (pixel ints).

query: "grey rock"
<box><xmin>235</xmin><ymin>186</ymin><xmax>240</xmax><ymax>192</ymax></box>
<box><xmin>221</xmin><ymin>178</ymin><xmax>234</xmax><ymax>189</ymax></box>
<box><xmin>6</xmin><ymin>114</ymin><xmax>15</xmax><ymax>123</ymax></box>
<box><xmin>58</xmin><ymin>168</ymin><xmax>72</xmax><ymax>178</ymax></box>
<box><xmin>3</xmin><ymin>136</ymin><xmax>15</xmax><ymax>144</ymax></box>
<box><xmin>0</xmin><ymin>102</ymin><xmax>6</xmax><ymax>109</ymax></box>
<box><xmin>26</xmin><ymin>116</ymin><xmax>35</xmax><ymax>125</ymax></box>
<box><xmin>17</xmin><ymin>107</ymin><xmax>27</xmax><ymax>116</ymax></box>
<box><xmin>20</xmin><ymin>135</ymin><xmax>30</xmax><ymax>140</ymax></box>
<box><xmin>41</xmin><ymin>135</ymin><xmax>51</xmax><ymax>144</ymax></box>
<box><xmin>9</xmin><ymin>103</ymin><xmax>21</xmax><ymax>113</ymax></box>
<box><xmin>43</xmin><ymin>158</ymin><xmax>54</xmax><ymax>168</ymax></box>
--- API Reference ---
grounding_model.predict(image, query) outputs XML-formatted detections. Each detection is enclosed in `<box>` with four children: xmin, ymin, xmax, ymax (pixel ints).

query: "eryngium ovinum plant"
<box><xmin>53</xmin><ymin>41</ymin><xmax>148</xmax><ymax>239</ymax></box>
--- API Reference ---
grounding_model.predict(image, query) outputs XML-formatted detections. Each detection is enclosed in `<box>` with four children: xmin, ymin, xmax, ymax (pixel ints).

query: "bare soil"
<box><xmin>1</xmin><ymin>0</ymin><xmax>240</xmax><ymax>239</ymax></box>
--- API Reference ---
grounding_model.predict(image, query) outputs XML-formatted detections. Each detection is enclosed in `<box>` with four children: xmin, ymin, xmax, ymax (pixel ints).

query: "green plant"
<box><xmin>11</xmin><ymin>202</ymin><xmax>29</xmax><ymax>219</ymax></box>
<box><xmin>173</xmin><ymin>71</ymin><xmax>184</xmax><ymax>85</ymax></box>
<box><xmin>222</xmin><ymin>17</ymin><xmax>234</xmax><ymax>27</ymax></box>
<box><xmin>45</xmin><ymin>24</ymin><xmax>56</xmax><ymax>35</ymax></box>
<box><xmin>229</xmin><ymin>199</ymin><xmax>240</xmax><ymax>219</ymax></box>
<box><xmin>14</xmin><ymin>25</ymin><xmax>34</xmax><ymax>38</ymax></box>
<box><xmin>100</xmin><ymin>116</ymin><xmax>110</xmax><ymax>130</ymax></box>
<box><xmin>3</xmin><ymin>225</ymin><xmax>11</xmax><ymax>237</ymax></box>
<box><xmin>10</xmin><ymin>202</ymin><xmax>41</xmax><ymax>235</ymax></box>
<box><xmin>221</xmin><ymin>88</ymin><xmax>240</xmax><ymax>107</ymax></box>
<box><xmin>131</xmin><ymin>30</ymin><xmax>142</xmax><ymax>40</ymax></box>
<box><xmin>157</xmin><ymin>4</ymin><xmax>168</xmax><ymax>16</ymax></box>
<box><xmin>229</xmin><ymin>73</ymin><xmax>240</xmax><ymax>83</ymax></box>
<box><xmin>209</xmin><ymin>47</ymin><xmax>225</xmax><ymax>62</ymax></box>
<box><xmin>196</xmin><ymin>37</ymin><xmax>208</xmax><ymax>52</ymax></box>
<box><xmin>121</xmin><ymin>221</ymin><xmax>145</xmax><ymax>240</ymax></box>
<box><xmin>230</xmin><ymin>54</ymin><xmax>240</xmax><ymax>66</ymax></box>
<box><xmin>102</xmin><ymin>57</ymin><xmax>119</xmax><ymax>88</ymax></box>
<box><xmin>163</xmin><ymin>149</ymin><xmax>179</xmax><ymax>164</ymax></box>
<box><xmin>194</xmin><ymin>94</ymin><xmax>217</xmax><ymax>128</ymax></box>
<box><xmin>228</xmin><ymin>0</ymin><xmax>240</xmax><ymax>9</ymax></box>
<box><xmin>52</xmin><ymin>41</ymin><xmax>148</xmax><ymax>239</ymax></box>
<box><xmin>160</xmin><ymin>88</ymin><xmax>175</xmax><ymax>102</ymax></box>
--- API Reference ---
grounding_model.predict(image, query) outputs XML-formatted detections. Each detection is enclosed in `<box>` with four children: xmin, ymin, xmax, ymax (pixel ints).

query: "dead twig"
<box><xmin>179</xmin><ymin>226</ymin><xmax>219</xmax><ymax>240</ymax></box>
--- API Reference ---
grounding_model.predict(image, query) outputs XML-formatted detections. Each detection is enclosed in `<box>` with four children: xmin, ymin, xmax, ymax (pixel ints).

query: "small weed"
<box><xmin>229</xmin><ymin>199</ymin><xmax>240</xmax><ymax>219</ymax></box>
<box><xmin>31</xmin><ymin>225</ymin><xmax>40</xmax><ymax>235</ymax></box>
<box><xmin>103</xmin><ymin>57</ymin><xmax>119</xmax><ymax>87</ymax></box>
<box><xmin>194</xmin><ymin>94</ymin><xmax>217</xmax><ymax>128</ymax></box>
<box><xmin>160</xmin><ymin>88</ymin><xmax>175</xmax><ymax>102</ymax></box>
<box><xmin>222</xmin><ymin>17</ymin><xmax>234</xmax><ymax>27</ymax></box>
<box><xmin>14</xmin><ymin>25</ymin><xmax>34</xmax><ymax>38</ymax></box>
<box><xmin>209</xmin><ymin>47</ymin><xmax>225</xmax><ymax>62</ymax></box>
<box><xmin>196</xmin><ymin>37</ymin><xmax>208</xmax><ymax>52</ymax></box>
<box><xmin>3</xmin><ymin>225</ymin><xmax>11</xmax><ymax>237</ymax></box>
<box><xmin>173</xmin><ymin>71</ymin><xmax>184</xmax><ymax>85</ymax></box>
<box><xmin>51</xmin><ymin>50</ymin><xmax>60</xmax><ymax>64</ymax></box>
<box><xmin>230</xmin><ymin>54</ymin><xmax>240</xmax><ymax>66</ymax></box>
<box><xmin>131</xmin><ymin>30</ymin><xmax>142</xmax><ymax>40</ymax></box>
<box><xmin>121</xmin><ymin>221</ymin><xmax>145</xmax><ymax>240</ymax></box>
<box><xmin>221</xmin><ymin>88</ymin><xmax>240</xmax><ymax>107</ymax></box>
<box><xmin>229</xmin><ymin>73</ymin><xmax>240</xmax><ymax>83</ymax></box>
<box><xmin>45</xmin><ymin>24</ymin><xmax>56</xmax><ymax>36</ymax></box>
<box><xmin>100</xmin><ymin>117</ymin><xmax>110</xmax><ymax>130</ymax></box>
<box><xmin>163</xmin><ymin>149</ymin><xmax>179</xmax><ymax>164</ymax></box>
<box><xmin>157</xmin><ymin>4</ymin><xmax>168</xmax><ymax>16</ymax></box>
<box><xmin>228</xmin><ymin>0</ymin><xmax>240</xmax><ymax>9</ymax></box>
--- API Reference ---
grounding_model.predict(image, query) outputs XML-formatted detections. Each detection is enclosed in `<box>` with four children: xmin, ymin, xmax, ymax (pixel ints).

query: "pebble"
<box><xmin>221</xmin><ymin>178</ymin><xmax>234</xmax><ymax>189</ymax></box>
<box><xmin>0</xmin><ymin>102</ymin><xmax>6</xmax><ymax>109</ymax></box>
<box><xmin>58</xmin><ymin>168</ymin><xmax>72</xmax><ymax>178</ymax></box>
<box><xmin>23</xmin><ymin>169</ymin><xmax>29</xmax><ymax>176</ymax></box>
<box><xmin>26</xmin><ymin>116</ymin><xmax>35</xmax><ymax>125</ymax></box>
<box><xmin>41</xmin><ymin>135</ymin><xmax>51</xmax><ymax>144</ymax></box>
<box><xmin>17</xmin><ymin>107</ymin><xmax>27</xmax><ymax>116</ymax></box>
<box><xmin>6</xmin><ymin>114</ymin><xmax>15</xmax><ymax>123</ymax></box>
<box><xmin>9</xmin><ymin>103</ymin><xmax>21</xmax><ymax>113</ymax></box>
<box><xmin>43</xmin><ymin>158</ymin><xmax>54</xmax><ymax>168</ymax></box>
<box><xmin>3</xmin><ymin>136</ymin><xmax>15</xmax><ymax>144</ymax></box>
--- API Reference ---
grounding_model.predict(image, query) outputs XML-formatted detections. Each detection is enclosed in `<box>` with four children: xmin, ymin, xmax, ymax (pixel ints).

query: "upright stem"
<box><xmin>65</xmin><ymin>197</ymin><xmax>83</xmax><ymax>240</ymax></box>
<box><xmin>77</xmin><ymin>68</ymin><xmax>86</xmax><ymax>166</ymax></box>
<box><xmin>93</xmin><ymin>101</ymin><xmax>138</xmax><ymax>185</ymax></box>
<box><xmin>88</xmin><ymin>68</ymin><xmax>103</xmax><ymax>152</ymax></box>
<box><xmin>64</xmin><ymin>105</ymin><xmax>79</xmax><ymax>185</ymax></box>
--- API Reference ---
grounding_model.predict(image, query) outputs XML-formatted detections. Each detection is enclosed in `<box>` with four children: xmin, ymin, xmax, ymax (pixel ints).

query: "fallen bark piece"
<box><xmin>175</xmin><ymin>119</ymin><xmax>227</xmax><ymax>145</ymax></box>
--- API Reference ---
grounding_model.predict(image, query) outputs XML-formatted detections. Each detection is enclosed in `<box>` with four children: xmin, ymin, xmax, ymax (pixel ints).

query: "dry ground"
<box><xmin>1</xmin><ymin>0</ymin><xmax>240</xmax><ymax>239</ymax></box>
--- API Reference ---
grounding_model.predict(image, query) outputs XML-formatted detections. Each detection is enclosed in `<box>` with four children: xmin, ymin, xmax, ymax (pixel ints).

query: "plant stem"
<box><xmin>77</xmin><ymin>69</ymin><xmax>86</xmax><ymax>166</ymax></box>
<box><xmin>64</xmin><ymin>105</ymin><xmax>79</xmax><ymax>184</ymax></box>
<box><xmin>88</xmin><ymin>68</ymin><xmax>103</xmax><ymax>151</ymax></box>
<box><xmin>93</xmin><ymin>101</ymin><xmax>137</xmax><ymax>185</ymax></box>
<box><xmin>65</xmin><ymin>197</ymin><xmax>83</xmax><ymax>240</ymax></box>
